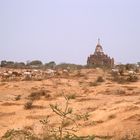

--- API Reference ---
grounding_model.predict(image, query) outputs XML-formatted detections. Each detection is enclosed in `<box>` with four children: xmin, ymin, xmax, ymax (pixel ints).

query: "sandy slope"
<box><xmin>0</xmin><ymin>69</ymin><xmax>140</xmax><ymax>139</ymax></box>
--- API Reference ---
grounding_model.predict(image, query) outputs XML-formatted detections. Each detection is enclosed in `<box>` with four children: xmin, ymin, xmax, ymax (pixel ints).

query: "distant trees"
<box><xmin>14</xmin><ymin>62</ymin><xmax>25</xmax><ymax>68</ymax></box>
<box><xmin>1</xmin><ymin>60</ymin><xmax>7</xmax><ymax>67</ymax></box>
<box><xmin>27</xmin><ymin>60</ymin><xmax>43</xmax><ymax>66</ymax></box>
<box><xmin>0</xmin><ymin>60</ymin><xmax>55</xmax><ymax>69</ymax></box>
<box><xmin>125</xmin><ymin>64</ymin><xmax>135</xmax><ymax>70</ymax></box>
<box><xmin>56</xmin><ymin>63</ymin><xmax>83</xmax><ymax>70</ymax></box>
<box><xmin>44</xmin><ymin>61</ymin><xmax>56</xmax><ymax>69</ymax></box>
<box><xmin>1</xmin><ymin>60</ymin><xmax>14</xmax><ymax>68</ymax></box>
<box><xmin>1</xmin><ymin>60</ymin><xmax>26</xmax><ymax>68</ymax></box>
<box><xmin>137</xmin><ymin>62</ymin><xmax>140</xmax><ymax>66</ymax></box>
<box><xmin>0</xmin><ymin>60</ymin><xmax>85</xmax><ymax>70</ymax></box>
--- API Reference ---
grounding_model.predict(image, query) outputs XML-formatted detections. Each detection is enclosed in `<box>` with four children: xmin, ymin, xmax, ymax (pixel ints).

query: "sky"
<box><xmin>0</xmin><ymin>0</ymin><xmax>140</xmax><ymax>65</ymax></box>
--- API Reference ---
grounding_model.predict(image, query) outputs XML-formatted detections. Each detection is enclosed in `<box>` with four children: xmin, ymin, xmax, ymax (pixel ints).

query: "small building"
<box><xmin>87</xmin><ymin>39</ymin><xmax>114</xmax><ymax>68</ymax></box>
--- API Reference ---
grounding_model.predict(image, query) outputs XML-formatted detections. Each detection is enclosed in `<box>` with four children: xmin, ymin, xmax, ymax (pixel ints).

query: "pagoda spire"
<box><xmin>98</xmin><ymin>38</ymin><xmax>100</xmax><ymax>45</ymax></box>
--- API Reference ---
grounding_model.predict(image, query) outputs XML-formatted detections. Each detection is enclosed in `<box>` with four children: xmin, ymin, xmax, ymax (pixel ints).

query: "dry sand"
<box><xmin>0</xmin><ymin>68</ymin><xmax>140</xmax><ymax>139</ymax></box>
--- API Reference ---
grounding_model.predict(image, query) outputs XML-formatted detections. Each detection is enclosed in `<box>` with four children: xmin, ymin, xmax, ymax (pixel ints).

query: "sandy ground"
<box><xmin>0</xmin><ymin>68</ymin><xmax>140</xmax><ymax>139</ymax></box>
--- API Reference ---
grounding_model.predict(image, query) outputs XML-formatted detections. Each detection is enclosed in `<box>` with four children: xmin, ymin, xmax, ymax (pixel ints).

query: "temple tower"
<box><xmin>87</xmin><ymin>39</ymin><xmax>114</xmax><ymax>68</ymax></box>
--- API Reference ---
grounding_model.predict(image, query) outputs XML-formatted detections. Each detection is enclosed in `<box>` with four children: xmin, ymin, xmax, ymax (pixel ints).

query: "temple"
<box><xmin>87</xmin><ymin>39</ymin><xmax>114</xmax><ymax>68</ymax></box>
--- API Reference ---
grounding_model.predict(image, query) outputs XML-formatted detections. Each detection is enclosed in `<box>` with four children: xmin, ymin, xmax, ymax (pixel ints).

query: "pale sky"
<box><xmin>0</xmin><ymin>0</ymin><xmax>140</xmax><ymax>64</ymax></box>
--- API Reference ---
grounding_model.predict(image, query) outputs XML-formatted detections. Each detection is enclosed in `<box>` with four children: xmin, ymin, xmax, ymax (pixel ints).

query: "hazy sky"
<box><xmin>0</xmin><ymin>0</ymin><xmax>140</xmax><ymax>64</ymax></box>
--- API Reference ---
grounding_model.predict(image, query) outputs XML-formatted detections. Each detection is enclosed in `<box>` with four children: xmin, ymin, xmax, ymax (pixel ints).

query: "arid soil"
<box><xmin>0</xmin><ymin>68</ymin><xmax>140</xmax><ymax>139</ymax></box>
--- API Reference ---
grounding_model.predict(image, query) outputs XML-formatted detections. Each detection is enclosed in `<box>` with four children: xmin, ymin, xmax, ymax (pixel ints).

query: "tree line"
<box><xmin>0</xmin><ymin>60</ymin><xmax>84</xmax><ymax>70</ymax></box>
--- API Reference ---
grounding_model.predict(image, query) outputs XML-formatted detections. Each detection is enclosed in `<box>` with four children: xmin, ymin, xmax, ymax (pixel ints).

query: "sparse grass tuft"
<box><xmin>1</xmin><ymin>129</ymin><xmax>39</xmax><ymax>140</ymax></box>
<box><xmin>75</xmin><ymin>112</ymin><xmax>90</xmax><ymax>121</ymax></box>
<box><xmin>66</xmin><ymin>93</ymin><xmax>76</xmax><ymax>100</ymax></box>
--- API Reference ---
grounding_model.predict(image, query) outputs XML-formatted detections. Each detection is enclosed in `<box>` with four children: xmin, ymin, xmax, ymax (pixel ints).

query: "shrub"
<box><xmin>40</xmin><ymin>95</ymin><xmax>78</xmax><ymax>140</ymax></box>
<box><xmin>108</xmin><ymin>114</ymin><xmax>116</xmax><ymax>120</ymax></box>
<box><xmin>116</xmin><ymin>89</ymin><xmax>126</xmax><ymax>95</ymax></box>
<box><xmin>89</xmin><ymin>81</ymin><xmax>99</xmax><ymax>86</ymax></box>
<box><xmin>1</xmin><ymin>129</ymin><xmax>39</xmax><ymax>140</ymax></box>
<box><xmin>24</xmin><ymin>101</ymin><xmax>33</xmax><ymax>110</ymax></box>
<box><xmin>96</xmin><ymin>76</ymin><xmax>105</xmax><ymax>82</ymax></box>
<box><xmin>89</xmin><ymin>76</ymin><xmax>104</xmax><ymax>87</ymax></box>
<box><xmin>119</xmin><ymin>133</ymin><xmax>140</xmax><ymax>140</ymax></box>
<box><xmin>112</xmin><ymin>75</ymin><xmax>127</xmax><ymax>84</ymax></box>
<box><xmin>127</xmin><ymin>75</ymin><xmax>139</xmax><ymax>82</ymax></box>
<box><xmin>44</xmin><ymin>93</ymin><xmax>51</xmax><ymax>99</ymax></box>
<box><xmin>24</xmin><ymin>75</ymin><xmax>32</xmax><ymax>81</ymax></box>
<box><xmin>15</xmin><ymin>95</ymin><xmax>21</xmax><ymax>101</ymax></box>
<box><xmin>28</xmin><ymin>90</ymin><xmax>46</xmax><ymax>100</ymax></box>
